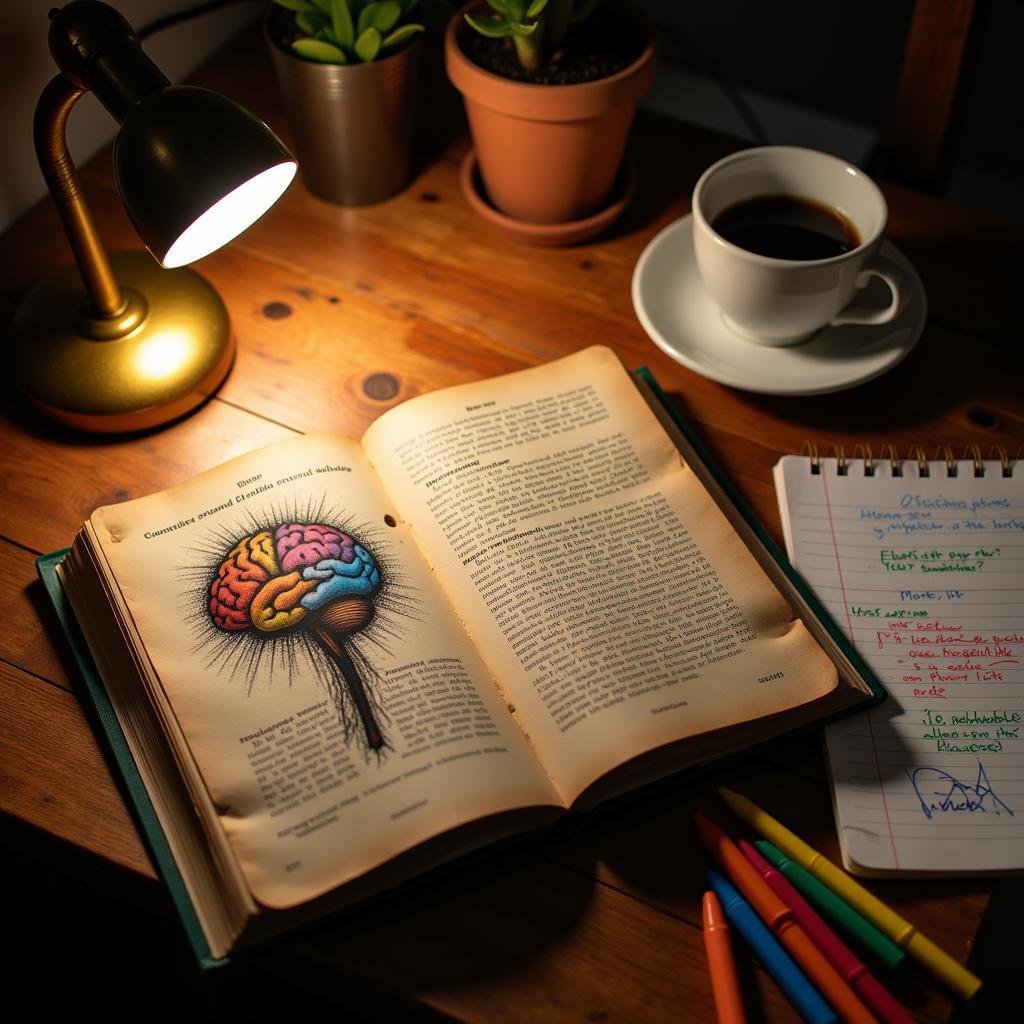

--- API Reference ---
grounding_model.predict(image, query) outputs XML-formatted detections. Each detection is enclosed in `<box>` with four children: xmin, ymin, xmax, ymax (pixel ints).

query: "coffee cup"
<box><xmin>691</xmin><ymin>146</ymin><xmax>903</xmax><ymax>346</ymax></box>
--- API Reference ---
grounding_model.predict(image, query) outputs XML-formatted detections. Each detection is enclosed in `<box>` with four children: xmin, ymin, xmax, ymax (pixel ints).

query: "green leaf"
<box><xmin>509</xmin><ymin>20</ymin><xmax>538</xmax><ymax>36</ymax></box>
<box><xmin>295</xmin><ymin>9</ymin><xmax>328</xmax><ymax>34</ymax></box>
<box><xmin>358</xmin><ymin>1</ymin><xmax>401</xmax><ymax>36</ymax></box>
<box><xmin>354</xmin><ymin>26</ymin><xmax>382</xmax><ymax>61</ymax></box>
<box><xmin>292</xmin><ymin>37</ymin><xmax>349</xmax><ymax>61</ymax></box>
<box><xmin>486</xmin><ymin>0</ymin><xmax>519</xmax><ymax>19</ymax></box>
<box><xmin>308</xmin><ymin>0</ymin><xmax>332</xmax><ymax>12</ymax></box>
<box><xmin>315</xmin><ymin>26</ymin><xmax>341</xmax><ymax>45</ymax></box>
<box><xmin>465</xmin><ymin>13</ymin><xmax>514</xmax><ymax>37</ymax></box>
<box><xmin>525</xmin><ymin>0</ymin><xmax>548</xmax><ymax>17</ymax></box>
<box><xmin>330</xmin><ymin>0</ymin><xmax>354</xmax><ymax>48</ymax></box>
<box><xmin>274</xmin><ymin>0</ymin><xmax>317</xmax><ymax>12</ymax></box>
<box><xmin>381</xmin><ymin>22</ymin><xmax>424</xmax><ymax>51</ymax></box>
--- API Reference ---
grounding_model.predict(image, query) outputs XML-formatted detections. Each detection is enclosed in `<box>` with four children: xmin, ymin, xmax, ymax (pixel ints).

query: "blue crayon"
<box><xmin>707</xmin><ymin>870</ymin><xmax>837</xmax><ymax>1024</ymax></box>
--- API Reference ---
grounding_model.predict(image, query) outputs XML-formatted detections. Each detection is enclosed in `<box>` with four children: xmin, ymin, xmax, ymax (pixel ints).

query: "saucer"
<box><xmin>631</xmin><ymin>214</ymin><xmax>927</xmax><ymax>395</ymax></box>
<box><xmin>459</xmin><ymin>150</ymin><xmax>636</xmax><ymax>247</ymax></box>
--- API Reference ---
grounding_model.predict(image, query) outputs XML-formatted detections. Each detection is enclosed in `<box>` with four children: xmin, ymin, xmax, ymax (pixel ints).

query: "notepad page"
<box><xmin>774</xmin><ymin>455</ymin><xmax>1024</xmax><ymax>875</ymax></box>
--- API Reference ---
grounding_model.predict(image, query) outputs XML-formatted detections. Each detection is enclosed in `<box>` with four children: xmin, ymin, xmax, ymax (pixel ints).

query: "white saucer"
<box><xmin>631</xmin><ymin>214</ymin><xmax>927</xmax><ymax>396</ymax></box>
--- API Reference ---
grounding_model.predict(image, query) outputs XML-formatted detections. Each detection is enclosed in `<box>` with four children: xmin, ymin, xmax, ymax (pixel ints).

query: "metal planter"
<box><xmin>266</xmin><ymin>15</ymin><xmax>420</xmax><ymax>206</ymax></box>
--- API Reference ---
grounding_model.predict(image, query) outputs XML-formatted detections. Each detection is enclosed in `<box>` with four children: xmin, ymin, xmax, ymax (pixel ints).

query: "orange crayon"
<box><xmin>695</xmin><ymin>813</ymin><xmax>878</xmax><ymax>1024</ymax></box>
<box><xmin>703</xmin><ymin>890</ymin><xmax>747</xmax><ymax>1024</ymax></box>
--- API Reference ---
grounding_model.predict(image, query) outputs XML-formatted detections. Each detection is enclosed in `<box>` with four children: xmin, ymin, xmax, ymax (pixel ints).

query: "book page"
<box><xmin>775</xmin><ymin>455</ymin><xmax>1024</xmax><ymax>874</ymax></box>
<box><xmin>90</xmin><ymin>434</ymin><xmax>559</xmax><ymax>908</ymax></box>
<box><xmin>363</xmin><ymin>347</ymin><xmax>839</xmax><ymax>802</ymax></box>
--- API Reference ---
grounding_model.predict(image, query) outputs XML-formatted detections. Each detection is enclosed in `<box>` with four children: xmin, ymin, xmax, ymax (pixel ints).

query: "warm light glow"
<box><xmin>162</xmin><ymin>162</ymin><xmax>297</xmax><ymax>268</ymax></box>
<box><xmin>133</xmin><ymin>328</ymin><xmax>194</xmax><ymax>380</ymax></box>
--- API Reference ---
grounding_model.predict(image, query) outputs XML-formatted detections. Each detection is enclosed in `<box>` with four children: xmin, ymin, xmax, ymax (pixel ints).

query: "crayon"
<box><xmin>719</xmin><ymin>787</ymin><xmax>983</xmax><ymax>1001</ymax></box>
<box><xmin>703</xmin><ymin>890</ymin><xmax>747</xmax><ymax>1023</ymax></box>
<box><xmin>709</xmin><ymin>870</ymin><xmax>837</xmax><ymax>1024</ymax></box>
<box><xmin>739</xmin><ymin>839</ymin><xmax>915</xmax><ymax>1024</ymax></box>
<box><xmin>755</xmin><ymin>840</ymin><xmax>905</xmax><ymax>971</ymax></box>
<box><xmin>695</xmin><ymin>812</ymin><xmax>878</xmax><ymax>1024</ymax></box>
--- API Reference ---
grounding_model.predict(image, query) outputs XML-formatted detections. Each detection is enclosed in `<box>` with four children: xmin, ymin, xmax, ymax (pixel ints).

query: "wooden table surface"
<box><xmin>2</xmin><ymin>23</ymin><xmax>1021</xmax><ymax>1024</ymax></box>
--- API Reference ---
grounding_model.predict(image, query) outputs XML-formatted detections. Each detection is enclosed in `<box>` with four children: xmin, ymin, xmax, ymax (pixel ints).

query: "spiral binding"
<box><xmin>800</xmin><ymin>443</ymin><xmax>1018</xmax><ymax>477</ymax></box>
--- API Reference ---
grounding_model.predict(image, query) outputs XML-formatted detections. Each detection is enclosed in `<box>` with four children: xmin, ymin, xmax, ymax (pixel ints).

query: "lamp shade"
<box><xmin>115</xmin><ymin>85</ymin><xmax>296</xmax><ymax>267</ymax></box>
<box><xmin>12</xmin><ymin>2</ymin><xmax>300</xmax><ymax>432</ymax></box>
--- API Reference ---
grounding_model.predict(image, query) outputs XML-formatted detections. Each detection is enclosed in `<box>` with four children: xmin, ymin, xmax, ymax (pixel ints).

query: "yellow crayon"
<box><xmin>718</xmin><ymin>787</ymin><xmax>983</xmax><ymax>1001</ymax></box>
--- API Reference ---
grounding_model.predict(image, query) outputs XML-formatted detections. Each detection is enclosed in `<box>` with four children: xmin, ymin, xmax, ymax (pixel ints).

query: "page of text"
<box><xmin>364</xmin><ymin>347</ymin><xmax>838</xmax><ymax>801</ymax></box>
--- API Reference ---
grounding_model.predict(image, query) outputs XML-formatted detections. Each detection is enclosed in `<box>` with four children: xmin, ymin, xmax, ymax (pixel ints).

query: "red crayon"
<box><xmin>738</xmin><ymin>839</ymin><xmax>915</xmax><ymax>1024</ymax></box>
<box><xmin>694</xmin><ymin>812</ymin><xmax>878</xmax><ymax>1024</ymax></box>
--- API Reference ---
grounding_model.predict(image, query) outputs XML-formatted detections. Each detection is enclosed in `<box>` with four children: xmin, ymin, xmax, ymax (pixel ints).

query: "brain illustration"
<box><xmin>210</xmin><ymin>523</ymin><xmax>380</xmax><ymax>635</ymax></box>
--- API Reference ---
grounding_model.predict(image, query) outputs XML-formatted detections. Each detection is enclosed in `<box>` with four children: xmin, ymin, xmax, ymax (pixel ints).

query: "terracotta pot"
<box><xmin>265</xmin><ymin>9</ymin><xmax>420</xmax><ymax>206</ymax></box>
<box><xmin>445</xmin><ymin>2</ymin><xmax>656</xmax><ymax>226</ymax></box>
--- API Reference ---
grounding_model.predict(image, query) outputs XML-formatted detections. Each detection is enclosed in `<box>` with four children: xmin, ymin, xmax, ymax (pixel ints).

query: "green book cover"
<box><xmin>36</xmin><ymin>549</ymin><xmax>226</xmax><ymax>971</ymax></box>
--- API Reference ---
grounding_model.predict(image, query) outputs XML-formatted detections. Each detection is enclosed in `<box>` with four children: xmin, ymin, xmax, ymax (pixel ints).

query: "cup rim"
<box><xmin>691</xmin><ymin>145</ymin><xmax>888</xmax><ymax>268</ymax></box>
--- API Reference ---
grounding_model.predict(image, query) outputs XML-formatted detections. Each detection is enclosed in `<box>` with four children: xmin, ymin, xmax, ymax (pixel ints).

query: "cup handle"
<box><xmin>830</xmin><ymin>256</ymin><xmax>904</xmax><ymax>327</ymax></box>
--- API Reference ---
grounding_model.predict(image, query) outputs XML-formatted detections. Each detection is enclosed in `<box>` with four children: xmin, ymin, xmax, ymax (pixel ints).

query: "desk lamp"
<box><xmin>9</xmin><ymin>1</ymin><xmax>297</xmax><ymax>432</ymax></box>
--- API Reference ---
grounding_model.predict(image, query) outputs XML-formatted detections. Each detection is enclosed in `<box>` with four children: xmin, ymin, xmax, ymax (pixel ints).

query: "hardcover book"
<box><xmin>45</xmin><ymin>346</ymin><xmax>883</xmax><ymax>962</ymax></box>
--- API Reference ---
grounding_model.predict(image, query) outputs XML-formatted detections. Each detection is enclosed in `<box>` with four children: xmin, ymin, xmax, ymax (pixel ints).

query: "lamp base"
<box><xmin>10</xmin><ymin>251</ymin><xmax>234</xmax><ymax>432</ymax></box>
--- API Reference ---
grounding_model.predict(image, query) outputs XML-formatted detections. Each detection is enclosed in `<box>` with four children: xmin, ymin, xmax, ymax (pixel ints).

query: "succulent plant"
<box><xmin>464</xmin><ymin>0</ymin><xmax>598</xmax><ymax>71</ymax></box>
<box><xmin>273</xmin><ymin>0</ymin><xmax>425</xmax><ymax>64</ymax></box>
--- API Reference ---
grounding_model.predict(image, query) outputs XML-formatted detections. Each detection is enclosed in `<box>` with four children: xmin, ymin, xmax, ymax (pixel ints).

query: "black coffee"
<box><xmin>711</xmin><ymin>195</ymin><xmax>860</xmax><ymax>260</ymax></box>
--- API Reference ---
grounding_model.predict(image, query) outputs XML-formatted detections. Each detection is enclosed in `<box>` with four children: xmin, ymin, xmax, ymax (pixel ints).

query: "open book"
<box><xmin>49</xmin><ymin>346</ymin><xmax>882</xmax><ymax>962</ymax></box>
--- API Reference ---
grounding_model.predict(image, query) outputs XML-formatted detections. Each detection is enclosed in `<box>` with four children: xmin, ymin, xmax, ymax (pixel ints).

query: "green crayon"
<box><xmin>754</xmin><ymin>839</ymin><xmax>906</xmax><ymax>971</ymax></box>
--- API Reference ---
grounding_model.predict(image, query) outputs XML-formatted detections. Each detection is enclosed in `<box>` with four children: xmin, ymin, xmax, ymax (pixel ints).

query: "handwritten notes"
<box><xmin>774</xmin><ymin>456</ymin><xmax>1024</xmax><ymax>875</ymax></box>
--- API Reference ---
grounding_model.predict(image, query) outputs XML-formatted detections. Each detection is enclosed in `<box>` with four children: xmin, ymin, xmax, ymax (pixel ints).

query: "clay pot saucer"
<box><xmin>459</xmin><ymin>149</ymin><xmax>636</xmax><ymax>247</ymax></box>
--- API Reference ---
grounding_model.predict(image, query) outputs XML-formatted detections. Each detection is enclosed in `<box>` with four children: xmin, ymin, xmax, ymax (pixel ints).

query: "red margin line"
<box><xmin>820</xmin><ymin>468</ymin><xmax>900</xmax><ymax>869</ymax></box>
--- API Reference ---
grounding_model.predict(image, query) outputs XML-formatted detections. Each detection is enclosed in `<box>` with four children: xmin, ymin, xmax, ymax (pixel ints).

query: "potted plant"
<box><xmin>266</xmin><ymin>0</ymin><xmax>425</xmax><ymax>205</ymax></box>
<box><xmin>445</xmin><ymin>0</ymin><xmax>656</xmax><ymax>243</ymax></box>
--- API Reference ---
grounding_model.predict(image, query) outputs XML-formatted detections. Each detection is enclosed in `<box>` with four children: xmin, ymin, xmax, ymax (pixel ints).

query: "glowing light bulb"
<box><xmin>162</xmin><ymin>162</ymin><xmax>297</xmax><ymax>268</ymax></box>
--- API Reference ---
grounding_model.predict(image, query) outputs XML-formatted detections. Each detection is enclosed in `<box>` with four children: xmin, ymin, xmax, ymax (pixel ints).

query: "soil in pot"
<box><xmin>464</xmin><ymin>5</ymin><xmax>645</xmax><ymax>85</ymax></box>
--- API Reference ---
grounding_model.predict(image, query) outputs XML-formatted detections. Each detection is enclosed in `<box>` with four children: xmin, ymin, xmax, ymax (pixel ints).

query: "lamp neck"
<box><xmin>34</xmin><ymin>73</ymin><xmax>127</xmax><ymax>324</ymax></box>
<box><xmin>49</xmin><ymin>2</ymin><xmax>169</xmax><ymax>121</ymax></box>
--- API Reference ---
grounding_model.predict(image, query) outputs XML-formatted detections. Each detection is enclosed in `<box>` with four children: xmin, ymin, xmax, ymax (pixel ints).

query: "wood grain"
<box><xmin>0</xmin><ymin>661</ymin><xmax>153</xmax><ymax>880</ymax></box>
<box><xmin>260</xmin><ymin>848</ymin><xmax>801</xmax><ymax>1024</ymax></box>
<box><xmin>541</xmin><ymin>763</ymin><xmax>986</xmax><ymax>1024</ymax></box>
<box><xmin>0</xmin><ymin>391</ymin><xmax>295</xmax><ymax>557</ymax></box>
<box><xmin>0</xmin><ymin>540</ymin><xmax>74</xmax><ymax>692</ymax></box>
<box><xmin>1</xmin><ymin>20</ymin><xmax>1018</xmax><ymax>1023</ymax></box>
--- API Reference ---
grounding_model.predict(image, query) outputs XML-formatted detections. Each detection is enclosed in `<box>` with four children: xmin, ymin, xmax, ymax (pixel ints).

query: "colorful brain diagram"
<box><xmin>210</xmin><ymin>523</ymin><xmax>380</xmax><ymax>635</ymax></box>
<box><xmin>209</xmin><ymin>523</ymin><xmax>385</xmax><ymax>749</ymax></box>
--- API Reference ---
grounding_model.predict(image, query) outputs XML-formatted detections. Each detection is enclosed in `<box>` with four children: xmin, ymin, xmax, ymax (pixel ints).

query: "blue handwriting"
<box><xmin>908</xmin><ymin>761</ymin><xmax>1014</xmax><ymax>819</ymax></box>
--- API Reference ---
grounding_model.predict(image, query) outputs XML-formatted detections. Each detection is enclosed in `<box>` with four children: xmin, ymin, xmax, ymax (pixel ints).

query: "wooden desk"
<box><xmin>2</xmin><ymin>25</ymin><xmax>1019</xmax><ymax>1023</ymax></box>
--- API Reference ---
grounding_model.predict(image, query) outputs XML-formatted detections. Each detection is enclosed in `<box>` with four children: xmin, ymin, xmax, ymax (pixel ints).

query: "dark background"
<box><xmin>635</xmin><ymin>0</ymin><xmax>1022</xmax><ymax>222</ymax></box>
<box><xmin>3</xmin><ymin>0</ymin><xmax>1020</xmax><ymax>1019</ymax></box>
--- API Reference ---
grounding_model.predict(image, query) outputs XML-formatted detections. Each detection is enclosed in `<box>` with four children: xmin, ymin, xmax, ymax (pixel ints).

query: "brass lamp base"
<box><xmin>10</xmin><ymin>251</ymin><xmax>234</xmax><ymax>432</ymax></box>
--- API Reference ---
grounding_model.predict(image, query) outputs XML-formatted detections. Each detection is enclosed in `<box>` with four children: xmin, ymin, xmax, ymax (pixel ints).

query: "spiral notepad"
<box><xmin>774</xmin><ymin>445</ymin><xmax>1024</xmax><ymax>876</ymax></box>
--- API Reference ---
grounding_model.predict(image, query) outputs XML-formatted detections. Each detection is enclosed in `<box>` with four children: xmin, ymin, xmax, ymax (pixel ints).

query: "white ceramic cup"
<box><xmin>692</xmin><ymin>146</ymin><xmax>903</xmax><ymax>346</ymax></box>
